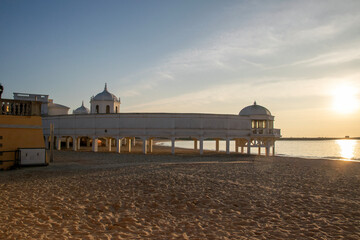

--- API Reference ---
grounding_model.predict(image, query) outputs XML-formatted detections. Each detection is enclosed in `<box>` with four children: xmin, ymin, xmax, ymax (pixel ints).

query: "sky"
<box><xmin>1</xmin><ymin>0</ymin><xmax>360</xmax><ymax>137</ymax></box>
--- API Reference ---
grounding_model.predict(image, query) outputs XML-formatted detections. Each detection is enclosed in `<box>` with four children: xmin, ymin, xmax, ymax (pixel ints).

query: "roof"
<box><xmin>73</xmin><ymin>101</ymin><xmax>89</xmax><ymax>114</ymax></box>
<box><xmin>239</xmin><ymin>101</ymin><xmax>271</xmax><ymax>116</ymax></box>
<box><xmin>48</xmin><ymin>102</ymin><xmax>70</xmax><ymax>110</ymax></box>
<box><xmin>91</xmin><ymin>83</ymin><xmax>120</xmax><ymax>102</ymax></box>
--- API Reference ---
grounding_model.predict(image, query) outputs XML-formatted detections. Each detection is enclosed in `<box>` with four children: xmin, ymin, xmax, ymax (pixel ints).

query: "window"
<box><xmin>96</xmin><ymin>105</ymin><xmax>99</xmax><ymax>113</ymax></box>
<box><xmin>106</xmin><ymin>105</ymin><xmax>110</xmax><ymax>114</ymax></box>
<box><xmin>115</xmin><ymin>106</ymin><xmax>118</xmax><ymax>113</ymax></box>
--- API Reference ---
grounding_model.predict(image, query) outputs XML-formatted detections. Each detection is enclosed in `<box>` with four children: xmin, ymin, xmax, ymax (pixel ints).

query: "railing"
<box><xmin>0</xmin><ymin>99</ymin><xmax>42</xmax><ymax>116</ymax></box>
<box><xmin>252</xmin><ymin>128</ymin><xmax>281</xmax><ymax>136</ymax></box>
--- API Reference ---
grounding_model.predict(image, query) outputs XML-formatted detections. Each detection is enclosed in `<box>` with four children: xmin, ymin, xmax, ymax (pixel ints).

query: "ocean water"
<box><xmin>158</xmin><ymin>139</ymin><xmax>360</xmax><ymax>162</ymax></box>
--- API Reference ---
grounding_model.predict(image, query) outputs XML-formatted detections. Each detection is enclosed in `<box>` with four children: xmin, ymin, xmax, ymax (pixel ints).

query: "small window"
<box><xmin>0</xmin><ymin>136</ymin><xmax>2</xmax><ymax>139</ymax></box>
<box><xmin>96</xmin><ymin>105</ymin><xmax>99</xmax><ymax>114</ymax></box>
<box><xmin>0</xmin><ymin>143</ymin><xmax>2</xmax><ymax>147</ymax></box>
<box><xmin>106</xmin><ymin>105</ymin><xmax>110</xmax><ymax>114</ymax></box>
<box><xmin>115</xmin><ymin>107</ymin><xmax>118</xmax><ymax>113</ymax></box>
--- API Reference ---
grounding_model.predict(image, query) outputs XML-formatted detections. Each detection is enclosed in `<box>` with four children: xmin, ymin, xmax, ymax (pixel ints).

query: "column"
<box><xmin>86</xmin><ymin>138</ymin><xmax>91</xmax><ymax>147</ymax></box>
<box><xmin>235</xmin><ymin>139</ymin><xmax>239</xmax><ymax>153</ymax></box>
<box><xmin>200</xmin><ymin>138</ymin><xmax>204</xmax><ymax>155</ymax></box>
<box><xmin>148</xmin><ymin>139</ymin><xmax>153</xmax><ymax>153</ymax></box>
<box><xmin>194</xmin><ymin>139</ymin><xmax>198</xmax><ymax>150</ymax></box>
<box><xmin>142</xmin><ymin>138</ymin><xmax>148</xmax><ymax>154</ymax></box>
<box><xmin>128</xmin><ymin>138</ymin><xmax>132</xmax><ymax>152</ymax></box>
<box><xmin>56</xmin><ymin>137</ymin><xmax>61</xmax><ymax>150</ymax></box>
<box><xmin>171</xmin><ymin>138</ymin><xmax>175</xmax><ymax>155</ymax></box>
<box><xmin>226</xmin><ymin>138</ymin><xmax>230</xmax><ymax>155</ymax></box>
<box><xmin>258</xmin><ymin>142</ymin><xmax>261</xmax><ymax>155</ymax></box>
<box><xmin>247</xmin><ymin>139</ymin><xmax>251</xmax><ymax>154</ymax></box>
<box><xmin>77</xmin><ymin>137</ymin><xmax>81</xmax><ymax>150</ymax></box>
<box><xmin>273</xmin><ymin>141</ymin><xmax>276</xmax><ymax>156</ymax></box>
<box><xmin>215</xmin><ymin>139</ymin><xmax>220</xmax><ymax>152</ymax></box>
<box><xmin>66</xmin><ymin>137</ymin><xmax>70</xmax><ymax>149</ymax></box>
<box><xmin>108</xmin><ymin>138</ymin><xmax>112</xmax><ymax>152</ymax></box>
<box><xmin>241</xmin><ymin>146</ymin><xmax>244</xmax><ymax>154</ymax></box>
<box><xmin>92</xmin><ymin>137</ymin><xmax>98</xmax><ymax>152</ymax></box>
<box><xmin>265</xmin><ymin>141</ymin><xmax>270</xmax><ymax>157</ymax></box>
<box><xmin>105</xmin><ymin>138</ymin><xmax>109</xmax><ymax>147</ymax></box>
<box><xmin>133</xmin><ymin>137</ymin><xmax>136</xmax><ymax>147</ymax></box>
<box><xmin>116</xmin><ymin>137</ymin><xmax>121</xmax><ymax>153</ymax></box>
<box><xmin>73</xmin><ymin>136</ymin><xmax>77</xmax><ymax>151</ymax></box>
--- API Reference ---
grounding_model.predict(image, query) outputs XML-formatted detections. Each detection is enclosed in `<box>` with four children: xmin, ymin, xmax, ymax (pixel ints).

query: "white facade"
<box><xmin>90</xmin><ymin>84</ymin><xmax>120</xmax><ymax>114</ymax></box>
<box><xmin>42</xmin><ymin>102</ymin><xmax>281</xmax><ymax>156</ymax></box>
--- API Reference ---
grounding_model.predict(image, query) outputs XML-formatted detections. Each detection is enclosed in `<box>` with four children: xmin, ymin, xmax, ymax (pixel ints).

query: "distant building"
<box><xmin>90</xmin><ymin>83</ymin><xmax>120</xmax><ymax>114</ymax></box>
<box><xmin>73</xmin><ymin>101</ymin><xmax>90</xmax><ymax>114</ymax></box>
<box><xmin>42</xmin><ymin>84</ymin><xmax>281</xmax><ymax>156</ymax></box>
<box><xmin>13</xmin><ymin>92</ymin><xmax>69</xmax><ymax>115</ymax></box>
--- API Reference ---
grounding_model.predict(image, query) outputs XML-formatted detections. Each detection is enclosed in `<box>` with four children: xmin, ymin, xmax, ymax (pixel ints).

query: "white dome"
<box><xmin>73</xmin><ymin>101</ymin><xmax>89</xmax><ymax>114</ymax></box>
<box><xmin>92</xmin><ymin>83</ymin><xmax>120</xmax><ymax>102</ymax></box>
<box><xmin>239</xmin><ymin>101</ymin><xmax>271</xmax><ymax>116</ymax></box>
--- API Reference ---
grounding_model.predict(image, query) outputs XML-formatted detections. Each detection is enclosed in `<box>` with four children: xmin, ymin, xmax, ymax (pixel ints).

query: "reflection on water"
<box><xmin>336</xmin><ymin>140</ymin><xmax>356</xmax><ymax>160</ymax></box>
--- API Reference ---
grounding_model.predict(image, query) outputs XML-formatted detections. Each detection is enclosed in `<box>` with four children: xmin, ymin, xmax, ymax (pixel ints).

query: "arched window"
<box><xmin>106</xmin><ymin>105</ymin><xmax>110</xmax><ymax>114</ymax></box>
<box><xmin>115</xmin><ymin>106</ymin><xmax>118</xmax><ymax>113</ymax></box>
<box><xmin>96</xmin><ymin>105</ymin><xmax>99</xmax><ymax>113</ymax></box>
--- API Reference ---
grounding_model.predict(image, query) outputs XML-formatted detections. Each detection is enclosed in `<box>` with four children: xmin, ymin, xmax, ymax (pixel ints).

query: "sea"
<box><xmin>158</xmin><ymin>139</ymin><xmax>360</xmax><ymax>162</ymax></box>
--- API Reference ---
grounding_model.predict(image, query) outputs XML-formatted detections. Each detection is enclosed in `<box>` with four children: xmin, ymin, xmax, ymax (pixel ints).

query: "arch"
<box><xmin>96</xmin><ymin>105</ymin><xmax>99</xmax><ymax>114</ymax></box>
<box><xmin>106</xmin><ymin>105</ymin><xmax>110</xmax><ymax>114</ymax></box>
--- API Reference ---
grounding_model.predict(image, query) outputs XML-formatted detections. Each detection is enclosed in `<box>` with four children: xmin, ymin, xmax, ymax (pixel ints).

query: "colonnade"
<box><xmin>46</xmin><ymin>135</ymin><xmax>276</xmax><ymax>156</ymax></box>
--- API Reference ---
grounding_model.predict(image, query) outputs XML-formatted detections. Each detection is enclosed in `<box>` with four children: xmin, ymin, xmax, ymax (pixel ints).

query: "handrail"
<box><xmin>0</xmin><ymin>99</ymin><xmax>42</xmax><ymax>116</ymax></box>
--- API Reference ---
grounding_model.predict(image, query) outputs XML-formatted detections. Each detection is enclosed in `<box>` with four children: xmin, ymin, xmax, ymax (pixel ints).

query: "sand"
<box><xmin>0</xmin><ymin>146</ymin><xmax>360</xmax><ymax>239</ymax></box>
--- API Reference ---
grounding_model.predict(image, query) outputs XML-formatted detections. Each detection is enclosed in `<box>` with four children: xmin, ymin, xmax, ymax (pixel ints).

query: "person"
<box><xmin>0</xmin><ymin>83</ymin><xmax>3</xmax><ymax>99</ymax></box>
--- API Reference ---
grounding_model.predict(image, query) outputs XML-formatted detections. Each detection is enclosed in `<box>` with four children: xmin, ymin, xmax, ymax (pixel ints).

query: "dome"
<box><xmin>92</xmin><ymin>83</ymin><xmax>120</xmax><ymax>102</ymax></box>
<box><xmin>239</xmin><ymin>101</ymin><xmax>271</xmax><ymax>116</ymax></box>
<box><xmin>73</xmin><ymin>101</ymin><xmax>90</xmax><ymax>114</ymax></box>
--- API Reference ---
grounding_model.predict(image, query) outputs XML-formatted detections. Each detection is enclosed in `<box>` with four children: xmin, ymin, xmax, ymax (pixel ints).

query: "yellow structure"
<box><xmin>0</xmin><ymin>99</ymin><xmax>46</xmax><ymax>170</ymax></box>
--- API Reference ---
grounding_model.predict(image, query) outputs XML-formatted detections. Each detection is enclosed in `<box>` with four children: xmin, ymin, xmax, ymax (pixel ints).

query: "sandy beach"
<box><xmin>0</xmin><ymin>146</ymin><xmax>359</xmax><ymax>239</ymax></box>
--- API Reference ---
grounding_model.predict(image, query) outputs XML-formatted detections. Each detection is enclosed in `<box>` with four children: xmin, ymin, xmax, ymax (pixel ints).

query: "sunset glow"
<box><xmin>332</xmin><ymin>85</ymin><xmax>359</xmax><ymax>114</ymax></box>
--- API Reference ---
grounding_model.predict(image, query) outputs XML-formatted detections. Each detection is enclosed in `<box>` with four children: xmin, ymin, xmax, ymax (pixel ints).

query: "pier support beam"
<box><xmin>148</xmin><ymin>139</ymin><xmax>153</xmax><ymax>153</ymax></box>
<box><xmin>226</xmin><ymin>138</ymin><xmax>230</xmax><ymax>155</ymax></box>
<box><xmin>273</xmin><ymin>142</ymin><xmax>276</xmax><ymax>156</ymax></box>
<box><xmin>194</xmin><ymin>139</ymin><xmax>198</xmax><ymax>150</ymax></box>
<box><xmin>215</xmin><ymin>139</ymin><xmax>220</xmax><ymax>152</ymax></box>
<box><xmin>200</xmin><ymin>138</ymin><xmax>204</xmax><ymax>155</ymax></box>
<box><xmin>108</xmin><ymin>138</ymin><xmax>112</xmax><ymax>152</ymax></box>
<box><xmin>66</xmin><ymin>137</ymin><xmax>70</xmax><ymax>149</ymax></box>
<box><xmin>92</xmin><ymin>137</ymin><xmax>98</xmax><ymax>152</ymax></box>
<box><xmin>127</xmin><ymin>138</ymin><xmax>132</xmax><ymax>153</ymax></box>
<box><xmin>171</xmin><ymin>138</ymin><xmax>175</xmax><ymax>155</ymax></box>
<box><xmin>247</xmin><ymin>140</ymin><xmax>251</xmax><ymax>154</ymax></box>
<box><xmin>77</xmin><ymin>138</ymin><xmax>81</xmax><ymax>150</ymax></box>
<box><xmin>72</xmin><ymin>136</ymin><xmax>77</xmax><ymax>151</ymax></box>
<box><xmin>56</xmin><ymin>137</ymin><xmax>61</xmax><ymax>150</ymax></box>
<box><xmin>235</xmin><ymin>139</ymin><xmax>239</xmax><ymax>153</ymax></box>
<box><xmin>143</xmin><ymin>139</ymin><xmax>148</xmax><ymax>154</ymax></box>
<box><xmin>116</xmin><ymin>138</ymin><xmax>121</xmax><ymax>153</ymax></box>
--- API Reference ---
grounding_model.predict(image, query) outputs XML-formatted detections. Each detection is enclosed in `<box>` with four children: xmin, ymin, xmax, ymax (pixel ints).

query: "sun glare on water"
<box><xmin>336</xmin><ymin>140</ymin><xmax>356</xmax><ymax>160</ymax></box>
<box><xmin>332</xmin><ymin>85</ymin><xmax>359</xmax><ymax>114</ymax></box>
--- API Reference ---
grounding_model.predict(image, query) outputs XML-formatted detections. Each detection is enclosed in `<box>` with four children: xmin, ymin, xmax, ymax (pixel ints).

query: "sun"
<box><xmin>332</xmin><ymin>84</ymin><xmax>359</xmax><ymax>114</ymax></box>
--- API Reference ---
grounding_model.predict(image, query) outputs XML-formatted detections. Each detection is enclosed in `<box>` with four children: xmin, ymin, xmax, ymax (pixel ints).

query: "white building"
<box><xmin>90</xmin><ymin>83</ymin><xmax>120</xmax><ymax>114</ymax></box>
<box><xmin>42</xmin><ymin>85</ymin><xmax>281</xmax><ymax>156</ymax></box>
<box><xmin>73</xmin><ymin>101</ymin><xmax>90</xmax><ymax>114</ymax></box>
